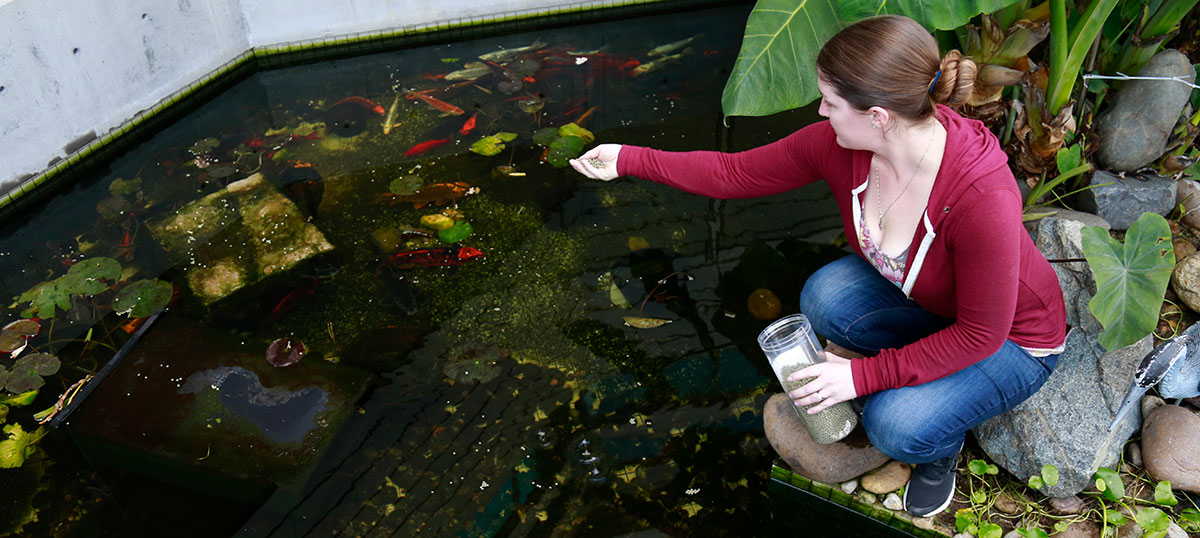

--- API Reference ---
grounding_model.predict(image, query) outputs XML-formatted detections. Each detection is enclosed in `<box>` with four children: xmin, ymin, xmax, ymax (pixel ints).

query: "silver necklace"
<box><xmin>875</xmin><ymin>127</ymin><xmax>936</xmax><ymax>230</ymax></box>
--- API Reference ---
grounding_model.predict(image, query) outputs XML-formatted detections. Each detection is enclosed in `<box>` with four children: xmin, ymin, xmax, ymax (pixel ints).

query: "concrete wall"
<box><xmin>0</xmin><ymin>0</ymin><xmax>626</xmax><ymax>197</ymax></box>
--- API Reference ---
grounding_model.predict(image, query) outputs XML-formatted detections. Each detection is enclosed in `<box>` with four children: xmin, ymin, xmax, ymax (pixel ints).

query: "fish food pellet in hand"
<box><xmin>587</xmin><ymin>158</ymin><xmax>606</xmax><ymax>169</ymax></box>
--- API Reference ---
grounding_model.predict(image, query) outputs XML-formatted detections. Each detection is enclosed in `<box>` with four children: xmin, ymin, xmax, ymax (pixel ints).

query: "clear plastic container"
<box><xmin>757</xmin><ymin>314</ymin><xmax>858</xmax><ymax>444</ymax></box>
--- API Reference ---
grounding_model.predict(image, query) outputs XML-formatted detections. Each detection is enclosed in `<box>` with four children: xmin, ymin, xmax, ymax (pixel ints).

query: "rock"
<box><xmin>861</xmin><ymin>461</ymin><xmax>910</xmax><ymax>494</ymax></box>
<box><xmin>974</xmin><ymin>330</ymin><xmax>1151</xmax><ymax>496</ymax></box>
<box><xmin>1178</xmin><ymin>178</ymin><xmax>1200</xmax><ymax>231</ymax></box>
<box><xmin>854</xmin><ymin>491</ymin><xmax>876</xmax><ymax>504</ymax></box>
<box><xmin>1173</xmin><ymin>239</ymin><xmax>1197</xmax><ymax>262</ymax></box>
<box><xmin>1076</xmin><ymin>171</ymin><xmax>1177</xmax><ymax>230</ymax></box>
<box><xmin>993</xmin><ymin>491</ymin><xmax>1022</xmax><ymax>515</ymax></box>
<box><xmin>1035</xmin><ymin>210</ymin><xmax>1109</xmax><ymax>337</ymax></box>
<box><xmin>839</xmin><ymin>480</ymin><xmax>857</xmax><ymax>494</ymax></box>
<box><xmin>1171</xmin><ymin>254</ymin><xmax>1200</xmax><ymax>312</ymax></box>
<box><xmin>1126</xmin><ymin>441</ymin><xmax>1143</xmax><ymax>468</ymax></box>
<box><xmin>912</xmin><ymin>516</ymin><xmax>935</xmax><ymax>530</ymax></box>
<box><xmin>1002</xmin><ymin>531</ymin><xmax>1023</xmax><ymax>538</ymax></box>
<box><xmin>1054</xmin><ymin>519</ymin><xmax>1100</xmax><ymax>538</ymax></box>
<box><xmin>1049</xmin><ymin>495</ymin><xmax>1086</xmax><ymax>515</ymax></box>
<box><xmin>882</xmin><ymin>492</ymin><xmax>903</xmax><ymax>511</ymax></box>
<box><xmin>1167</xmin><ymin>521</ymin><xmax>1189</xmax><ymax>538</ymax></box>
<box><xmin>1142</xmin><ymin>394</ymin><xmax>1166</xmax><ymax>419</ymax></box>
<box><xmin>764</xmin><ymin>393</ymin><xmax>889</xmax><ymax>483</ymax></box>
<box><xmin>1095</xmin><ymin>49</ymin><xmax>1196</xmax><ymax>171</ymax></box>
<box><xmin>1142</xmin><ymin>404</ymin><xmax>1200</xmax><ymax>493</ymax></box>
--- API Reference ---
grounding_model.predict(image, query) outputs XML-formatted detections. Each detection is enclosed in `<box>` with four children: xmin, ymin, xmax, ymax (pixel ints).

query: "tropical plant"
<box><xmin>721</xmin><ymin>0</ymin><xmax>1028</xmax><ymax>117</ymax></box>
<box><xmin>1100</xmin><ymin>0</ymin><xmax>1200</xmax><ymax>78</ymax></box>
<box><xmin>1081</xmin><ymin>212</ymin><xmax>1176</xmax><ymax>351</ymax></box>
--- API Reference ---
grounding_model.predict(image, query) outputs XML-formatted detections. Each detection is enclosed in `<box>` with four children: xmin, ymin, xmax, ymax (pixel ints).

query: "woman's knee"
<box><xmin>861</xmin><ymin>399</ymin><xmax>942</xmax><ymax>463</ymax></box>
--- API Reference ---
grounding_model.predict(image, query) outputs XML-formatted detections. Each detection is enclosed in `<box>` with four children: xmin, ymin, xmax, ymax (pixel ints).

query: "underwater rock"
<box><xmin>325</xmin><ymin>101</ymin><xmax>371</xmax><ymax>137</ymax></box>
<box><xmin>148</xmin><ymin>173</ymin><xmax>334</xmax><ymax>305</ymax></box>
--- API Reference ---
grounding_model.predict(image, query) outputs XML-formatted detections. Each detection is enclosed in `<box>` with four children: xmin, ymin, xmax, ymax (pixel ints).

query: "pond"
<box><xmin>0</xmin><ymin>1</ymin><xmax>854</xmax><ymax>535</ymax></box>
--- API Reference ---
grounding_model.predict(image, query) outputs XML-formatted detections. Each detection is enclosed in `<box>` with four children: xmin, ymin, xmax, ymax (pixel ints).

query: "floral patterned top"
<box><xmin>859</xmin><ymin>209</ymin><xmax>908</xmax><ymax>287</ymax></box>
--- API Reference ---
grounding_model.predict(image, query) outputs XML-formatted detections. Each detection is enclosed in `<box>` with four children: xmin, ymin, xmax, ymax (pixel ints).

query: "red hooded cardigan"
<box><xmin>616</xmin><ymin>105</ymin><xmax>1067</xmax><ymax>396</ymax></box>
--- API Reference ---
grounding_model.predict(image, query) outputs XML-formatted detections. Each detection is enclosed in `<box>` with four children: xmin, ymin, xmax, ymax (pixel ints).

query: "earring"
<box><xmin>872</xmin><ymin>123</ymin><xmax>879</xmax><ymax>129</ymax></box>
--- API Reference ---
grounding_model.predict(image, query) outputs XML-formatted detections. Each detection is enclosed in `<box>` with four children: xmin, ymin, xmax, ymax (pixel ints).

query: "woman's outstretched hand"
<box><xmin>787</xmin><ymin>352</ymin><xmax>858</xmax><ymax>414</ymax></box>
<box><xmin>569</xmin><ymin>144</ymin><xmax>622</xmax><ymax>181</ymax></box>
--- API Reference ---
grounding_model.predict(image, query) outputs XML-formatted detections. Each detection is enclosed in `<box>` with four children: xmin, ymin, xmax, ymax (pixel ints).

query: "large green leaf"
<box><xmin>1082</xmin><ymin>212</ymin><xmax>1175</xmax><ymax>351</ymax></box>
<box><xmin>721</xmin><ymin>0</ymin><xmax>1024</xmax><ymax>117</ymax></box>
<box><xmin>0</xmin><ymin>423</ymin><xmax>46</xmax><ymax>469</ymax></box>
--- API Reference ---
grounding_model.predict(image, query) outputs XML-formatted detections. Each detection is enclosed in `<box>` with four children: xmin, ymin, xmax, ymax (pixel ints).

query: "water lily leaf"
<box><xmin>14</xmin><ymin>280</ymin><xmax>70</xmax><ymax>320</ymax></box>
<box><xmin>67</xmin><ymin>257</ymin><xmax>121</xmax><ymax>289</ymax></box>
<box><xmin>470</xmin><ymin>136</ymin><xmax>507</xmax><ymax>156</ymax></box>
<box><xmin>109</xmin><ymin>176</ymin><xmax>142</xmax><ymax>196</ymax></box>
<box><xmin>495</xmin><ymin>132</ymin><xmax>517</xmax><ymax>142</ymax></box>
<box><xmin>533</xmin><ymin>127</ymin><xmax>559</xmax><ymax>147</ymax></box>
<box><xmin>1</xmin><ymin>320</ymin><xmax>39</xmax><ymax>339</ymax></box>
<box><xmin>0</xmin><ymin>390</ymin><xmax>38</xmax><ymax>407</ymax></box>
<box><xmin>438</xmin><ymin>221</ymin><xmax>473</xmax><ymax>243</ymax></box>
<box><xmin>389</xmin><ymin>175</ymin><xmax>424</xmax><ymax>195</ymax></box>
<box><xmin>623</xmin><ymin>316</ymin><xmax>672</xmax><ymax>329</ymax></box>
<box><xmin>190</xmin><ymin>137</ymin><xmax>219</xmax><ymax>154</ymax></box>
<box><xmin>112</xmin><ymin>279</ymin><xmax>172</xmax><ymax>318</ymax></box>
<box><xmin>721</xmin><ymin>0</ymin><xmax>1021</xmax><ymax>117</ymax></box>
<box><xmin>0</xmin><ymin>423</ymin><xmax>46</xmax><ymax>469</ymax></box>
<box><xmin>0</xmin><ymin>333</ymin><xmax>24</xmax><ymax>354</ymax></box>
<box><xmin>546</xmin><ymin>136</ymin><xmax>586</xmax><ymax>168</ymax></box>
<box><xmin>266</xmin><ymin>336</ymin><xmax>306</xmax><ymax>367</ymax></box>
<box><xmin>1082</xmin><ymin>213</ymin><xmax>1175</xmax><ymax>351</ymax></box>
<box><xmin>17</xmin><ymin>353</ymin><xmax>60</xmax><ymax>377</ymax></box>
<box><xmin>3</xmin><ymin>364</ymin><xmax>44</xmax><ymax>393</ymax></box>
<box><xmin>557</xmin><ymin>123</ymin><xmax>594</xmax><ymax>143</ymax></box>
<box><xmin>420</xmin><ymin>214</ymin><xmax>455</xmax><ymax>231</ymax></box>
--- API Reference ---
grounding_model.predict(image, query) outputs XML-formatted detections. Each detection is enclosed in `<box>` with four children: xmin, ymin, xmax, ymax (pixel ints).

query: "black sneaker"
<box><xmin>903</xmin><ymin>441</ymin><xmax>962</xmax><ymax>517</ymax></box>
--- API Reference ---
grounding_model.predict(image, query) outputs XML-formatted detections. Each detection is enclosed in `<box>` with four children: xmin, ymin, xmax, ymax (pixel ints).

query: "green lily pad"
<box><xmin>1082</xmin><ymin>213</ymin><xmax>1175</xmax><ymax>351</ymax></box>
<box><xmin>0</xmin><ymin>423</ymin><xmax>46</xmax><ymax>469</ymax></box>
<box><xmin>108</xmin><ymin>176</ymin><xmax>142</xmax><ymax>196</ymax></box>
<box><xmin>67</xmin><ymin>257</ymin><xmax>121</xmax><ymax>287</ymax></box>
<box><xmin>0</xmin><ymin>390</ymin><xmax>38</xmax><ymax>407</ymax></box>
<box><xmin>0</xmin><ymin>333</ymin><xmax>25</xmax><ymax>354</ymax></box>
<box><xmin>420</xmin><ymin>214</ymin><xmax>455</xmax><ymax>231</ymax></box>
<box><xmin>438</xmin><ymin>221</ymin><xmax>473</xmax><ymax>243</ymax></box>
<box><xmin>533</xmin><ymin>127</ymin><xmax>560</xmax><ymax>147</ymax></box>
<box><xmin>470</xmin><ymin>136</ymin><xmax>507</xmax><ymax>156</ymax></box>
<box><xmin>2</xmin><ymin>320</ymin><xmax>40</xmax><ymax>339</ymax></box>
<box><xmin>14</xmin><ymin>280</ymin><xmax>72</xmax><ymax>320</ymax></box>
<box><xmin>189</xmin><ymin>137</ymin><xmax>219</xmax><ymax>154</ymax></box>
<box><xmin>112</xmin><ymin>279</ymin><xmax>173</xmax><ymax>318</ymax></box>
<box><xmin>389</xmin><ymin>175</ymin><xmax>424</xmax><ymax>195</ymax></box>
<box><xmin>545</xmin><ymin>136</ymin><xmax>587</xmax><ymax>167</ymax></box>
<box><xmin>558</xmin><ymin>123</ymin><xmax>594</xmax><ymax>143</ymax></box>
<box><xmin>17</xmin><ymin>353</ymin><xmax>59</xmax><ymax>377</ymax></box>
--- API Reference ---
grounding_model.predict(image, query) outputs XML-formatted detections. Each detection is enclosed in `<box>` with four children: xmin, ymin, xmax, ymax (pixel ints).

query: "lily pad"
<box><xmin>546</xmin><ymin>135</ymin><xmax>587</xmax><ymax>168</ymax></box>
<box><xmin>389</xmin><ymin>175</ymin><xmax>424</xmax><ymax>195</ymax></box>
<box><xmin>14</xmin><ymin>280</ymin><xmax>72</xmax><ymax>320</ymax></box>
<box><xmin>0</xmin><ymin>334</ymin><xmax>25</xmax><ymax>354</ymax></box>
<box><xmin>470</xmin><ymin>136</ymin><xmax>508</xmax><ymax>157</ymax></box>
<box><xmin>1</xmin><ymin>320</ymin><xmax>38</xmax><ymax>339</ymax></box>
<box><xmin>112</xmin><ymin>279</ymin><xmax>173</xmax><ymax>318</ymax></box>
<box><xmin>1082</xmin><ymin>213</ymin><xmax>1175</xmax><ymax>351</ymax></box>
<box><xmin>189</xmin><ymin>137</ymin><xmax>219</xmax><ymax>154</ymax></box>
<box><xmin>558</xmin><ymin>123</ymin><xmax>594</xmax><ymax>143</ymax></box>
<box><xmin>108</xmin><ymin>176</ymin><xmax>142</xmax><ymax>196</ymax></box>
<box><xmin>67</xmin><ymin>257</ymin><xmax>121</xmax><ymax>289</ymax></box>
<box><xmin>533</xmin><ymin>127</ymin><xmax>560</xmax><ymax>147</ymax></box>
<box><xmin>438</xmin><ymin>221</ymin><xmax>473</xmax><ymax>243</ymax></box>
<box><xmin>623</xmin><ymin>316</ymin><xmax>672</xmax><ymax>329</ymax></box>
<box><xmin>0</xmin><ymin>390</ymin><xmax>38</xmax><ymax>407</ymax></box>
<box><xmin>266</xmin><ymin>336</ymin><xmax>306</xmax><ymax>367</ymax></box>
<box><xmin>0</xmin><ymin>423</ymin><xmax>46</xmax><ymax>469</ymax></box>
<box><xmin>4</xmin><ymin>353</ymin><xmax>59</xmax><ymax>393</ymax></box>
<box><xmin>420</xmin><ymin>214</ymin><xmax>455</xmax><ymax>231</ymax></box>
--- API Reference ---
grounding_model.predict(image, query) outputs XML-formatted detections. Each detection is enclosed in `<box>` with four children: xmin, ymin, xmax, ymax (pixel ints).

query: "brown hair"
<box><xmin>816</xmin><ymin>15</ymin><xmax>976</xmax><ymax>121</ymax></box>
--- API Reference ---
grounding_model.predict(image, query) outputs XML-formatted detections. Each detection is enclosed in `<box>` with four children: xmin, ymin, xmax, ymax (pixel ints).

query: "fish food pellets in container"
<box><xmin>757</xmin><ymin>314</ymin><xmax>858</xmax><ymax>444</ymax></box>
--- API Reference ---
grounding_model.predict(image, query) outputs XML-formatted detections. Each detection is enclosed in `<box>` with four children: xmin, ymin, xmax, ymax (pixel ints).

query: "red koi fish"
<box><xmin>405</xmin><ymin>91</ymin><xmax>464</xmax><ymax>116</ymax></box>
<box><xmin>460</xmin><ymin>112</ymin><xmax>478</xmax><ymax>135</ymax></box>
<box><xmin>384</xmin><ymin>246</ymin><xmax>484</xmax><ymax>270</ymax></box>
<box><xmin>404</xmin><ymin>138</ymin><xmax>451</xmax><ymax>157</ymax></box>
<box><xmin>334</xmin><ymin>96</ymin><xmax>386</xmax><ymax>115</ymax></box>
<box><xmin>260</xmin><ymin>278</ymin><xmax>319</xmax><ymax>328</ymax></box>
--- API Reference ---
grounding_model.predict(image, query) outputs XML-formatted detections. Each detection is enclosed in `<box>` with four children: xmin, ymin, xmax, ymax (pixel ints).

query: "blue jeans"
<box><xmin>799</xmin><ymin>256</ymin><xmax>1059</xmax><ymax>465</ymax></box>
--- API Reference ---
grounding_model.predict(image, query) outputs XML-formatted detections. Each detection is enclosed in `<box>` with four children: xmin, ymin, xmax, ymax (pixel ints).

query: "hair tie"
<box><xmin>928</xmin><ymin>70</ymin><xmax>942</xmax><ymax>95</ymax></box>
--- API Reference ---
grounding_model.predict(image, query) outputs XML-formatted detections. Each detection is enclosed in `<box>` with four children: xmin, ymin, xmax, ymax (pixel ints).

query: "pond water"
<box><xmin>0</xmin><ymin>1</ymin><xmax>852</xmax><ymax>535</ymax></box>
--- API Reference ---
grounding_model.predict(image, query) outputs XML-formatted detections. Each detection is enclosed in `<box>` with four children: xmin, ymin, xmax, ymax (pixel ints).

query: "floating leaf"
<box><xmin>533</xmin><ymin>127</ymin><xmax>560</xmax><ymax>147</ymax></box>
<box><xmin>14</xmin><ymin>280</ymin><xmax>71</xmax><ymax>320</ymax></box>
<box><xmin>108</xmin><ymin>176</ymin><xmax>142</xmax><ymax>196</ymax></box>
<box><xmin>389</xmin><ymin>175</ymin><xmax>424</xmax><ymax>195</ymax></box>
<box><xmin>557</xmin><ymin>122</ymin><xmax>594</xmax><ymax>143</ymax></box>
<box><xmin>266</xmin><ymin>336</ymin><xmax>306</xmax><ymax>367</ymax></box>
<box><xmin>607</xmin><ymin>276</ymin><xmax>631</xmax><ymax>309</ymax></box>
<box><xmin>0</xmin><ymin>423</ymin><xmax>46</xmax><ymax>469</ymax></box>
<box><xmin>0</xmin><ymin>333</ymin><xmax>25</xmax><ymax>354</ymax></box>
<box><xmin>189</xmin><ymin>137</ymin><xmax>219</xmax><ymax>154</ymax></box>
<box><xmin>1153</xmin><ymin>481</ymin><xmax>1177</xmax><ymax>506</ymax></box>
<box><xmin>3</xmin><ymin>320</ymin><xmax>41</xmax><ymax>339</ymax></box>
<box><xmin>0</xmin><ymin>390</ymin><xmax>38</xmax><ymax>407</ymax></box>
<box><xmin>420</xmin><ymin>214</ymin><xmax>455</xmax><ymax>231</ymax></box>
<box><xmin>546</xmin><ymin>135</ymin><xmax>586</xmax><ymax>167</ymax></box>
<box><xmin>438</xmin><ymin>221</ymin><xmax>473</xmax><ymax>243</ymax></box>
<box><xmin>19</xmin><ymin>353</ymin><xmax>60</xmax><ymax>377</ymax></box>
<box><xmin>112</xmin><ymin>279</ymin><xmax>172</xmax><ymax>318</ymax></box>
<box><xmin>470</xmin><ymin>136</ymin><xmax>507</xmax><ymax>156</ymax></box>
<box><xmin>623</xmin><ymin>316</ymin><xmax>672</xmax><ymax>329</ymax></box>
<box><xmin>1093</xmin><ymin>467</ymin><xmax>1124</xmax><ymax>501</ymax></box>
<box><xmin>1082</xmin><ymin>213</ymin><xmax>1175</xmax><ymax>351</ymax></box>
<box><xmin>627</xmin><ymin>237</ymin><xmax>649</xmax><ymax>251</ymax></box>
<box><xmin>67</xmin><ymin>257</ymin><xmax>121</xmax><ymax>290</ymax></box>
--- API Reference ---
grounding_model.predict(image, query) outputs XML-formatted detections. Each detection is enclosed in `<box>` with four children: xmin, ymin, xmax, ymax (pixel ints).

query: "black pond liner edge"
<box><xmin>0</xmin><ymin>0</ymin><xmax>747</xmax><ymax>226</ymax></box>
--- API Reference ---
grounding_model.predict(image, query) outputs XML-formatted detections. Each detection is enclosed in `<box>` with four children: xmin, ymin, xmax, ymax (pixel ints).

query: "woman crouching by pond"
<box><xmin>570</xmin><ymin>14</ymin><xmax>1067</xmax><ymax>518</ymax></box>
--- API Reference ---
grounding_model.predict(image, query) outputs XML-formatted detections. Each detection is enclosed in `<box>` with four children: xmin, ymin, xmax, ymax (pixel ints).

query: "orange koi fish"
<box><xmin>405</xmin><ymin>91</ymin><xmax>464</xmax><ymax>116</ymax></box>
<box><xmin>404</xmin><ymin>138</ymin><xmax>451</xmax><ymax>157</ymax></box>
<box><xmin>334</xmin><ymin>96</ymin><xmax>386</xmax><ymax>115</ymax></box>
<box><xmin>460</xmin><ymin>112</ymin><xmax>478</xmax><ymax>135</ymax></box>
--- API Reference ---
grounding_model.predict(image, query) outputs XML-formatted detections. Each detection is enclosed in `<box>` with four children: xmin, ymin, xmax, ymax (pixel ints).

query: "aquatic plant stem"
<box><xmin>636</xmin><ymin>271</ymin><xmax>693</xmax><ymax>314</ymax></box>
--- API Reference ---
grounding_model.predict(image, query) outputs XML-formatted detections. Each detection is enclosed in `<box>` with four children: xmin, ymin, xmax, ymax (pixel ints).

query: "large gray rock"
<box><xmin>1034</xmin><ymin>210</ymin><xmax>1109</xmax><ymax>337</ymax></box>
<box><xmin>973</xmin><ymin>330</ymin><xmax>1151</xmax><ymax>497</ymax></box>
<box><xmin>1095</xmin><ymin>49</ymin><xmax>1196</xmax><ymax>171</ymax></box>
<box><xmin>1076</xmin><ymin>170</ymin><xmax>1176</xmax><ymax>230</ymax></box>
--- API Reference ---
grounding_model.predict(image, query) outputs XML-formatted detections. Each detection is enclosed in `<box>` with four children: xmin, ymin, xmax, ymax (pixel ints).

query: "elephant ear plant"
<box><xmin>1082</xmin><ymin>212</ymin><xmax>1176</xmax><ymax>351</ymax></box>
